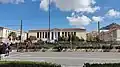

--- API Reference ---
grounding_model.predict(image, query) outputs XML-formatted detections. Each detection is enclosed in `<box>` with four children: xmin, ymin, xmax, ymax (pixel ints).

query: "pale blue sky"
<box><xmin>0</xmin><ymin>0</ymin><xmax>120</xmax><ymax>32</ymax></box>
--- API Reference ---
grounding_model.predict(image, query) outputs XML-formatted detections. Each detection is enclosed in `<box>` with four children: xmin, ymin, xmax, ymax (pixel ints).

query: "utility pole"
<box><xmin>48</xmin><ymin>0</ymin><xmax>51</xmax><ymax>42</ymax></box>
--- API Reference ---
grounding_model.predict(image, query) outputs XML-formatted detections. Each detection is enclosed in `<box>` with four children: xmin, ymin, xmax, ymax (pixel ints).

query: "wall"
<box><xmin>28</xmin><ymin>32</ymin><xmax>37</xmax><ymax>38</ymax></box>
<box><xmin>28</xmin><ymin>29</ymin><xmax>87</xmax><ymax>41</ymax></box>
<box><xmin>76</xmin><ymin>32</ymin><xmax>86</xmax><ymax>40</ymax></box>
<box><xmin>0</xmin><ymin>28</ymin><xmax>3</xmax><ymax>38</ymax></box>
<box><xmin>117</xmin><ymin>29</ymin><xmax>120</xmax><ymax>41</ymax></box>
<box><xmin>2</xmin><ymin>28</ymin><xmax>7</xmax><ymax>38</ymax></box>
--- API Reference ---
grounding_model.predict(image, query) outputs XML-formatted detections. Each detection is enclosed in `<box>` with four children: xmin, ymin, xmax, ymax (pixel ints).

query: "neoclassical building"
<box><xmin>28</xmin><ymin>28</ymin><xmax>86</xmax><ymax>41</ymax></box>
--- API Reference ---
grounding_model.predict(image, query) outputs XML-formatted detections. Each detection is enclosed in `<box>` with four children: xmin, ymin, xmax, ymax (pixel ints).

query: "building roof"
<box><xmin>29</xmin><ymin>28</ymin><xmax>86</xmax><ymax>32</ymax></box>
<box><xmin>61</xmin><ymin>28</ymin><xmax>86</xmax><ymax>31</ymax></box>
<box><xmin>0</xmin><ymin>26</ymin><xmax>27</xmax><ymax>33</ymax></box>
<box><xmin>100</xmin><ymin>27</ymin><xmax>120</xmax><ymax>35</ymax></box>
<box><xmin>100</xmin><ymin>23</ymin><xmax>120</xmax><ymax>30</ymax></box>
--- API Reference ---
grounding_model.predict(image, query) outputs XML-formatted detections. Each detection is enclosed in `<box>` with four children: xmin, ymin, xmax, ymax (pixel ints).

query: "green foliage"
<box><xmin>87</xmin><ymin>35</ymin><xmax>100</xmax><ymax>42</ymax></box>
<box><xmin>8</xmin><ymin>32</ymin><xmax>17</xmax><ymax>40</ymax></box>
<box><xmin>68</xmin><ymin>34</ymin><xmax>80</xmax><ymax>41</ymax></box>
<box><xmin>58</xmin><ymin>36</ymin><xmax>65</xmax><ymax>41</ymax></box>
<box><xmin>29</xmin><ymin>36</ymin><xmax>37</xmax><ymax>41</ymax></box>
<box><xmin>0</xmin><ymin>61</ymin><xmax>61</xmax><ymax>67</ymax></box>
<box><xmin>84</xmin><ymin>63</ymin><xmax>120</xmax><ymax>67</ymax></box>
<box><xmin>86</xmin><ymin>35</ymin><xmax>93</xmax><ymax>42</ymax></box>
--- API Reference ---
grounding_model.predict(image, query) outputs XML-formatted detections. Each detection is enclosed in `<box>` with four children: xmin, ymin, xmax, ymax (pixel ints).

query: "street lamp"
<box><xmin>48</xmin><ymin>0</ymin><xmax>51</xmax><ymax>42</ymax></box>
<box><xmin>98</xmin><ymin>21</ymin><xmax>100</xmax><ymax>42</ymax></box>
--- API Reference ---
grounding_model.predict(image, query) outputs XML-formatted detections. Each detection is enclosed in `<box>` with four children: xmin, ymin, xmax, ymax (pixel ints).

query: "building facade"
<box><xmin>0</xmin><ymin>27</ymin><xmax>27</xmax><ymax>43</ymax></box>
<box><xmin>16</xmin><ymin>30</ymin><xmax>28</xmax><ymax>42</ymax></box>
<box><xmin>99</xmin><ymin>23</ymin><xmax>120</xmax><ymax>41</ymax></box>
<box><xmin>28</xmin><ymin>28</ymin><xmax>86</xmax><ymax>41</ymax></box>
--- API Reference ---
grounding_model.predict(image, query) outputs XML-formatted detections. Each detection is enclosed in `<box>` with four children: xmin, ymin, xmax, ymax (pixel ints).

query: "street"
<box><xmin>4</xmin><ymin>52</ymin><xmax>120</xmax><ymax>67</ymax></box>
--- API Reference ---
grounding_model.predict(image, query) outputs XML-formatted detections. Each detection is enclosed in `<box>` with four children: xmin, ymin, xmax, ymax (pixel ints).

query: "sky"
<box><xmin>0</xmin><ymin>0</ymin><xmax>120</xmax><ymax>32</ymax></box>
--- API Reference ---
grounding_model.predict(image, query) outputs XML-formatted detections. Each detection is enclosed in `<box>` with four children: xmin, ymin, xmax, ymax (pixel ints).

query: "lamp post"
<box><xmin>98</xmin><ymin>21</ymin><xmax>100</xmax><ymax>42</ymax></box>
<box><xmin>20</xmin><ymin>20</ymin><xmax>23</xmax><ymax>44</ymax></box>
<box><xmin>48</xmin><ymin>0</ymin><xmax>51</xmax><ymax>42</ymax></box>
<box><xmin>17</xmin><ymin>20</ymin><xmax>23</xmax><ymax>52</ymax></box>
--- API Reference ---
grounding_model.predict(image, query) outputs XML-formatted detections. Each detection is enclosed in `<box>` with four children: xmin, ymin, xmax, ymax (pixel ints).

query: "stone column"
<box><xmin>56</xmin><ymin>32</ymin><xmax>58</xmax><ymax>39</ymax></box>
<box><xmin>50</xmin><ymin>32</ymin><xmax>52</xmax><ymax>40</ymax></box>
<box><xmin>44</xmin><ymin>32</ymin><xmax>46</xmax><ymax>38</ymax></box>
<box><xmin>41</xmin><ymin>32</ymin><xmax>43</xmax><ymax>38</ymax></box>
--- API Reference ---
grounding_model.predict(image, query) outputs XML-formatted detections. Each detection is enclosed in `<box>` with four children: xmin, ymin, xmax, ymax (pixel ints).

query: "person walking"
<box><xmin>0</xmin><ymin>42</ymin><xmax>6</xmax><ymax>60</ymax></box>
<box><xmin>5</xmin><ymin>43</ymin><xmax>10</xmax><ymax>56</ymax></box>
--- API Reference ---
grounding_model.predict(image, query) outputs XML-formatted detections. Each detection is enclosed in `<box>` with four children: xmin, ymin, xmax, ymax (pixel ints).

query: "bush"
<box><xmin>0</xmin><ymin>61</ymin><xmax>61</xmax><ymax>67</ymax></box>
<box><xmin>84</xmin><ymin>63</ymin><xmax>120</xmax><ymax>67</ymax></box>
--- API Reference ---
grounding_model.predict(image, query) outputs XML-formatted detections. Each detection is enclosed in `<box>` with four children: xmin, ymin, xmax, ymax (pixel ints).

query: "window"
<box><xmin>37</xmin><ymin>32</ymin><xmax>39</xmax><ymax>38</ymax></box>
<box><xmin>71</xmin><ymin>32</ymin><xmax>73</xmax><ymax>35</ymax></box>
<box><xmin>48</xmin><ymin>32</ymin><xmax>50</xmax><ymax>39</ymax></box>
<box><xmin>52</xmin><ymin>32</ymin><xmax>54</xmax><ymax>40</ymax></box>
<box><xmin>62</xmin><ymin>32</ymin><xmax>64</xmax><ymax>34</ymax></box>
<box><xmin>58</xmin><ymin>32</ymin><xmax>60</xmax><ymax>37</ymax></box>
<box><xmin>27</xmin><ymin>33</ymin><xmax>29</xmax><ymax>39</ymax></box>
<box><xmin>65</xmin><ymin>32</ymin><xmax>67</xmax><ymax>37</ymax></box>
<box><xmin>55</xmin><ymin>32</ymin><xmax>57</xmax><ymax>38</ymax></box>
<box><xmin>68</xmin><ymin>32</ymin><xmax>70</xmax><ymax>36</ymax></box>
<box><xmin>74</xmin><ymin>32</ymin><xmax>76</xmax><ymax>36</ymax></box>
<box><xmin>62</xmin><ymin>32</ymin><xmax>64</xmax><ymax>35</ymax></box>
<box><xmin>45</xmin><ymin>32</ymin><xmax>47</xmax><ymax>38</ymax></box>
<box><xmin>43</xmin><ymin>32</ymin><xmax>44</xmax><ymax>38</ymax></box>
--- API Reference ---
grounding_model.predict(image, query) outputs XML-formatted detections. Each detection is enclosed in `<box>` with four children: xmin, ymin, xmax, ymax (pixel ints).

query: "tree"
<box><xmin>68</xmin><ymin>34</ymin><xmax>71</xmax><ymax>41</ymax></box>
<box><xmin>58</xmin><ymin>36</ymin><xmax>65</xmax><ymax>41</ymax></box>
<box><xmin>95</xmin><ymin>36</ymin><xmax>100</xmax><ymax>42</ymax></box>
<box><xmin>8</xmin><ymin>32</ymin><xmax>17</xmax><ymax>40</ymax></box>
<box><xmin>68</xmin><ymin>34</ymin><xmax>80</xmax><ymax>41</ymax></box>
<box><xmin>29</xmin><ymin>36</ymin><xmax>37</xmax><ymax>41</ymax></box>
<box><xmin>86</xmin><ymin>35</ymin><xmax>94</xmax><ymax>42</ymax></box>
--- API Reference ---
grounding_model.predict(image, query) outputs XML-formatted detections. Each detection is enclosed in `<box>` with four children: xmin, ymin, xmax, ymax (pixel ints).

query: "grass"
<box><xmin>0</xmin><ymin>61</ymin><xmax>61</xmax><ymax>67</ymax></box>
<box><xmin>84</xmin><ymin>63</ymin><xmax>120</xmax><ymax>67</ymax></box>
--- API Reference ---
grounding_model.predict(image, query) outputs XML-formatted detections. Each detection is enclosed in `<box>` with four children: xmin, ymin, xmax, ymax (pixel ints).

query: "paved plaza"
<box><xmin>3</xmin><ymin>52</ymin><xmax>120</xmax><ymax>67</ymax></box>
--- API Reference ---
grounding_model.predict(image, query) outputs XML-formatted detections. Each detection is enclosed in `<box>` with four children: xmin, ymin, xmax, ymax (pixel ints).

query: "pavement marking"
<box><xmin>5</xmin><ymin>57</ymin><xmax>120</xmax><ymax>60</ymax></box>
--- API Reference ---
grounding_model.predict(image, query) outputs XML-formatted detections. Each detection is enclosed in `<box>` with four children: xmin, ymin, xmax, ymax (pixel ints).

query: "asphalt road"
<box><xmin>3</xmin><ymin>52</ymin><xmax>120</xmax><ymax>67</ymax></box>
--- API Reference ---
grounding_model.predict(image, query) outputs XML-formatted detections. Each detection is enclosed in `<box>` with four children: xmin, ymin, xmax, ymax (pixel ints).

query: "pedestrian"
<box><xmin>5</xmin><ymin>43</ymin><xmax>10</xmax><ymax>56</ymax></box>
<box><xmin>0</xmin><ymin>42</ymin><xmax>6</xmax><ymax>60</ymax></box>
<box><xmin>25</xmin><ymin>42</ymin><xmax>29</xmax><ymax>52</ymax></box>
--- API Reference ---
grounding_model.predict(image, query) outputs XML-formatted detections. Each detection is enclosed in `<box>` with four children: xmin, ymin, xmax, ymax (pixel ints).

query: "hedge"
<box><xmin>84</xmin><ymin>63</ymin><xmax>120</xmax><ymax>67</ymax></box>
<box><xmin>0</xmin><ymin>61</ymin><xmax>61</xmax><ymax>67</ymax></box>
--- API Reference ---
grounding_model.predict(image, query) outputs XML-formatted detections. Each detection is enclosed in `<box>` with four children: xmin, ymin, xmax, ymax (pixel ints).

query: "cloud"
<box><xmin>0</xmin><ymin>0</ymin><xmax>24</xmax><ymax>4</ymax></box>
<box><xmin>92</xmin><ymin>16</ymin><xmax>104</xmax><ymax>22</ymax></box>
<box><xmin>40</xmin><ymin>0</ymin><xmax>101</xmax><ymax>28</ymax></box>
<box><xmin>40</xmin><ymin>0</ymin><xmax>100</xmax><ymax>13</ymax></box>
<box><xmin>40</xmin><ymin>0</ymin><xmax>50</xmax><ymax>11</ymax></box>
<box><xmin>75</xmin><ymin>6</ymin><xmax>100</xmax><ymax>13</ymax></box>
<box><xmin>67</xmin><ymin>14</ymin><xmax>91</xmax><ymax>27</ymax></box>
<box><xmin>106</xmin><ymin>9</ymin><xmax>120</xmax><ymax>18</ymax></box>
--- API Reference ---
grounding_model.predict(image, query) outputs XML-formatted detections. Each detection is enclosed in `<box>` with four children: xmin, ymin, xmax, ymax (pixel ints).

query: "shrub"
<box><xmin>84</xmin><ymin>63</ymin><xmax>120</xmax><ymax>67</ymax></box>
<box><xmin>0</xmin><ymin>61</ymin><xmax>61</xmax><ymax>67</ymax></box>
